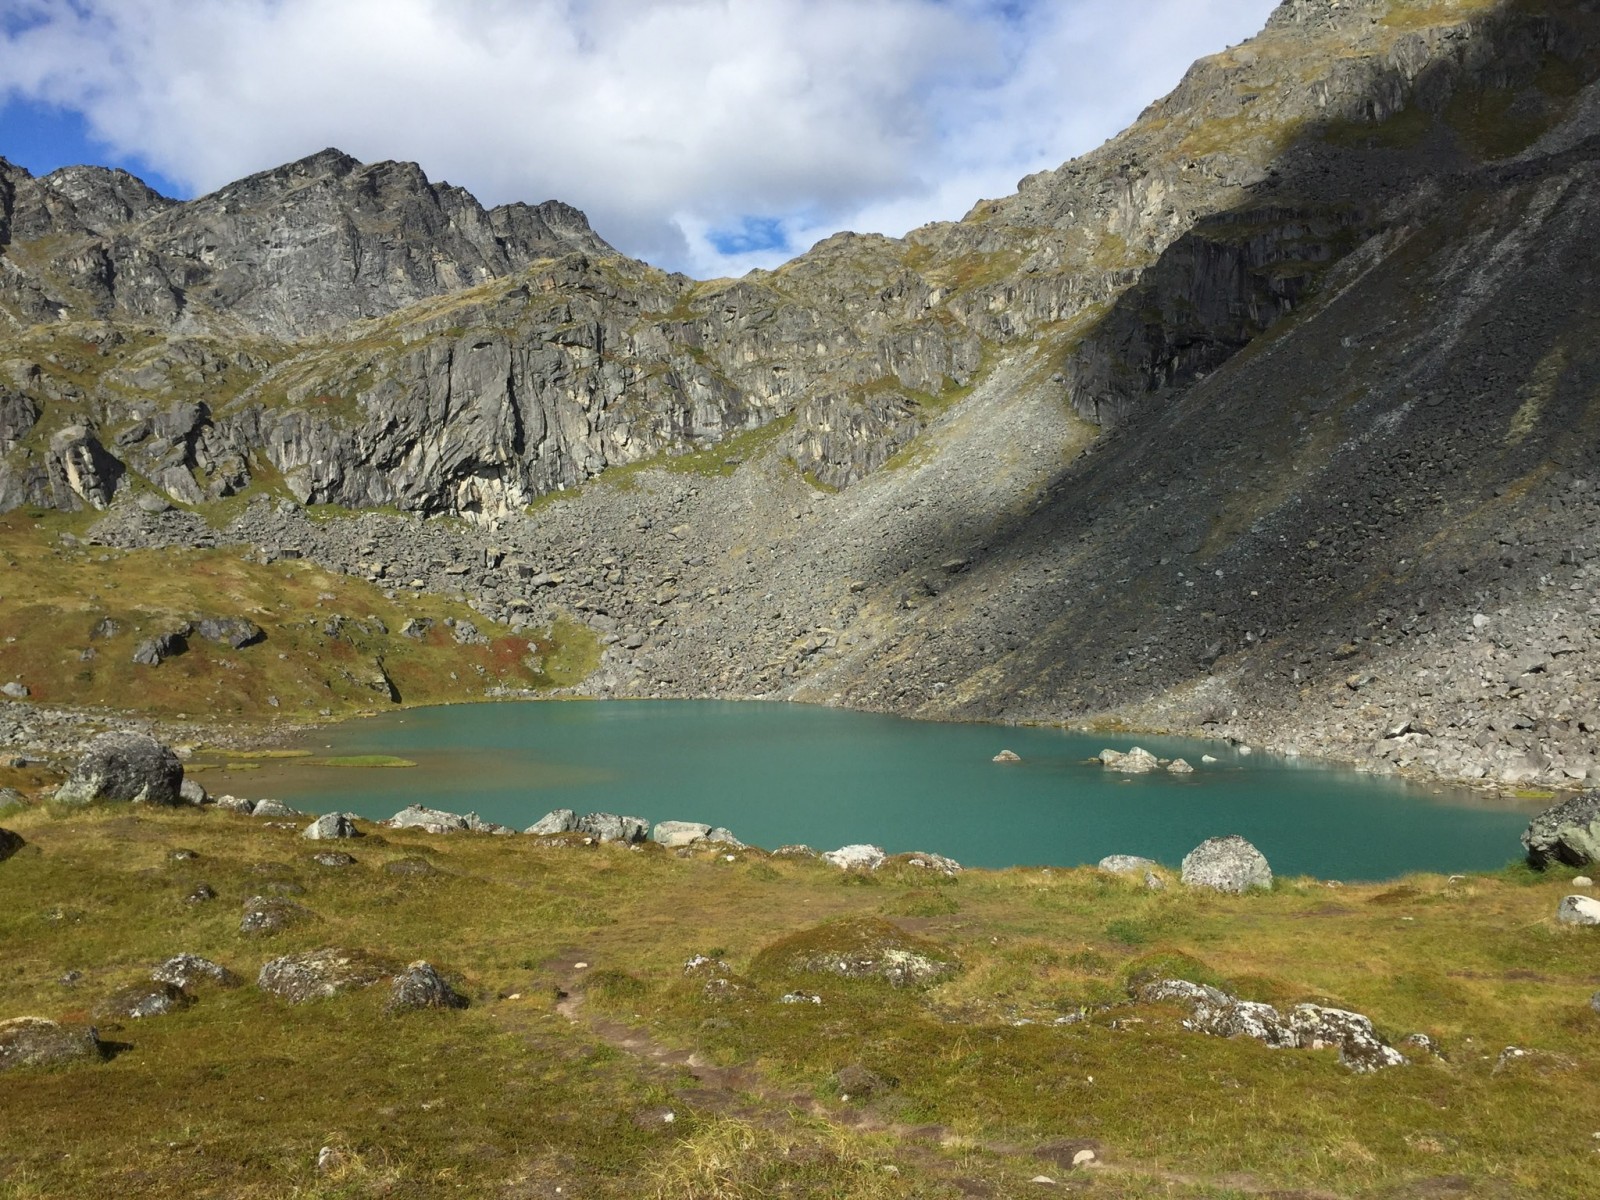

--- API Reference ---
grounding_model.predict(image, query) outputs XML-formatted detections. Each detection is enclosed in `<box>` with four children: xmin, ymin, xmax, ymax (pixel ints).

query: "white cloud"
<box><xmin>0</xmin><ymin>0</ymin><xmax>1278</xmax><ymax>276</ymax></box>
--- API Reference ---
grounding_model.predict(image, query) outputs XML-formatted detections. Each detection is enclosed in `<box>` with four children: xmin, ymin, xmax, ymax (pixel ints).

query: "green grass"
<box><xmin>2</xmin><ymin>801</ymin><xmax>1594</xmax><ymax>1197</ymax></box>
<box><xmin>311</xmin><ymin>755</ymin><xmax>417</xmax><ymax>769</ymax></box>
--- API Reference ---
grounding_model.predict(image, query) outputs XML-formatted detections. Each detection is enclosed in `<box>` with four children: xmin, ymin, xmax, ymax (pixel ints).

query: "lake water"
<box><xmin>227</xmin><ymin>699</ymin><xmax>1536</xmax><ymax>879</ymax></box>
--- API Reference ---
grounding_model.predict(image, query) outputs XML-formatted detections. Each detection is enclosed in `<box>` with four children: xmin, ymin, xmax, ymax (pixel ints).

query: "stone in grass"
<box><xmin>385</xmin><ymin>804</ymin><xmax>470</xmax><ymax>834</ymax></box>
<box><xmin>1098</xmin><ymin>855</ymin><xmax>1158</xmax><ymax>876</ymax></box>
<box><xmin>0</xmin><ymin>1017</ymin><xmax>106</xmax><ymax>1072</ymax></box>
<box><xmin>95</xmin><ymin>981</ymin><xmax>194</xmax><ymax>1021</ymax></box>
<box><xmin>0</xmin><ymin>827</ymin><xmax>24</xmax><ymax>864</ymax></box>
<box><xmin>54</xmin><ymin>732</ymin><xmax>184</xmax><ymax>806</ymax></box>
<box><xmin>525</xmin><ymin>808</ymin><xmax>577</xmax><ymax>835</ymax></box>
<box><xmin>1523</xmin><ymin>791</ymin><xmax>1600</xmax><ymax>868</ymax></box>
<box><xmin>1180</xmin><ymin>835</ymin><xmax>1272</xmax><ymax>893</ymax></box>
<box><xmin>179</xmin><ymin>778</ymin><xmax>209</xmax><ymax>805</ymax></box>
<box><xmin>257</xmin><ymin>948</ymin><xmax>401</xmax><ymax>1004</ymax></box>
<box><xmin>195</xmin><ymin>616</ymin><xmax>265</xmax><ymax>649</ymax></box>
<box><xmin>185</xmin><ymin>882</ymin><xmax>218</xmax><ymax>904</ymax></box>
<box><xmin>215</xmin><ymin>795</ymin><xmax>256</xmax><ymax>814</ymax></box>
<box><xmin>753</xmin><ymin>916</ymin><xmax>958</xmax><ymax>988</ymax></box>
<box><xmin>822</xmin><ymin>844</ymin><xmax>887</xmax><ymax>871</ymax></box>
<box><xmin>312</xmin><ymin>851</ymin><xmax>358</xmax><ymax>868</ymax></box>
<box><xmin>1556</xmin><ymin>895</ymin><xmax>1600</xmax><ymax>926</ymax></box>
<box><xmin>302</xmin><ymin>812</ymin><xmax>361</xmax><ymax>840</ymax></box>
<box><xmin>833</xmin><ymin>1062</ymin><xmax>896</xmax><ymax>1099</ymax></box>
<box><xmin>386</xmin><ymin>961</ymin><xmax>469</xmax><ymax>1013</ymax></box>
<box><xmin>0</xmin><ymin>787</ymin><xmax>26</xmax><ymax>814</ymax></box>
<box><xmin>384</xmin><ymin>856</ymin><xmax>440</xmax><ymax>877</ymax></box>
<box><xmin>152</xmin><ymin>954</ymin><xmax>240</xmax><ymax>991</ymax></box>
<box><xmin>653</xmin><ymin>820</ymin><xmax>712</xmax><ymax>848</ymax></box>
<box><xmin>240</xmin><ymin>895</ymin><xmax>315</xmax><ymax>936</ymax></box>
<box><xmin>251</xmin><ymin>798</ymin><xmax>299</xmax><ymax>818</ymax></box>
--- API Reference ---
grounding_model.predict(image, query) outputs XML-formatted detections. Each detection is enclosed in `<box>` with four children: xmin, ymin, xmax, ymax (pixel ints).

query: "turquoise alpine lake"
<box><xmin>231</xmin><ymin>699</ymin><xmax>1538</xmax><ymax>879</ymax></box>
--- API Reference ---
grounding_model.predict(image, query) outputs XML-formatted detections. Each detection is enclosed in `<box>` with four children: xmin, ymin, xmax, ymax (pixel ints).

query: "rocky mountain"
<box><xmin>4</xmin><ymin>0</ymin><xmax>1600</xmax><ymax>793</ymax></box>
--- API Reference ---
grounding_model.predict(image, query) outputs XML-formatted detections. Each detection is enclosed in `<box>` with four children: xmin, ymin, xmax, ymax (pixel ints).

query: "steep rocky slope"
<box><xmin>3</xmin><ymin>0</ymin><xmax>1599</xmax><ymax>794</ymax></box>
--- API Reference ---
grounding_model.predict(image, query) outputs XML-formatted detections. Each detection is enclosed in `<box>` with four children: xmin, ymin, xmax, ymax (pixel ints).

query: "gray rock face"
<box><xmin>653</xmin><ymin>820</ymin><xmax>712</xmax><ymax>848</ymax></box>
<box><xmin>54</xmin><ymin>732</ymin><xmax>184</xmax><ymax>806</ymax></box>
<box><xmin>0</xmin><ymin>1017</ymin><xmax>105</xmax><ymax>1071</ymax></box>
<box><xmin>577</xmin><ymin>812</ymin><xmax>649</xmax><ymax>843</ymax></box>
<box><xmin>251</xmin><ymin>798</ymin><xmax>299</xmax><ymax>818</ymax></box>
<box><xmin>386</xmin><ymin>961</ymin><xmax>468</xmax><ymax>1013</ymax></box>
<box><xmin>1556</xmin><ymin>895</ymin><xmax>1600</xmax><ymax>926</ymax></box>
<box><xmin>195</xmin><ymin>617</ymin><xmax>265</xmax><ymax>648</ymax></box>
<box><xmin>525</xmin><ymin>808</ymin><xmax>578</xmax><ymax>835</ymax></box>
<box><xmin>151</xmin><ymin>954</ymin><xmax>240</xmax><ymax>991</ymax></box>
<box><xmin>257</xmin><ymin>947</ymin><xmax>399</xmax><ymax>1004</ymax></box>
<box><xmin>179</xmin><ymin>778</ymin><xmax>209</xmax><ymax>806</ymax></box>
<box><xmin>132</xmin><ymin>630</ymin><xmax>188</xmax><ymax>666</ymax></box>
<box><xmin>1180</xmin><ymin>835</ymin><xmax>1273</xmax><ymax>893</ymax></box>
<box><xmin>0</xmin><ymin>827</ymin><xmax>23</xmax><ymax>863</ymax></box>
<box><xmin>1523</xmin><ymin>792</ymin><xmax>1600</xmax><ymax>868</ymax></box>
<box><xmin>95</xmin><ymin>981</ymin><xmax>194</xmax><ymax>1020</ymax></box>
<box><xmin>302</xmin><ymin>812</ymin><xmax>361</xmax><ymax>840</ymax></box>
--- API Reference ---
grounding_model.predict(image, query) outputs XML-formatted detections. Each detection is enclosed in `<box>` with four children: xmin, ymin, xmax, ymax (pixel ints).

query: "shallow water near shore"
<box><xmin>222</xmin><ymin>699</ymin><xmax>1537</xmax><ymax>878</ymax></box>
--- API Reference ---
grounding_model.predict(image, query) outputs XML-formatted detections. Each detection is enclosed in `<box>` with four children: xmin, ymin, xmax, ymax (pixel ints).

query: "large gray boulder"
<box><xmin>386</xmin><ymin>961</ymin><xmax>468</xmax><ymax>1013</ymax></box>
<box><xmin>303</xmin><ymin>812</ymin><xmax>361</xmax><ymax>840</ymax></box>
<box><xmin>577</xmin><ymin>812</ymin><xmax>649</xmax><ymax>843</ymax></box>
<box><xmin>525</xmin><ymin>808</ymin><xmax>577</xmax><ymax>835</ymax></box>
<box><xmin>384</xmin><ymin>805</ymin><xmax>470</xmax><ymax>834</ymax></box>
<box><xmin>823</xmin><ymin>844</ymin><xmax>887</xmax><ymax>870</ymax></box>
<box><xmin>0</xmin><ymin>1017</ymin><xmax>105</xmax><ymax>1071</ymax></box>
<box><xmin>653</xmin><ymin>820</ymin><xmax>712</xmax><ymax>847</ymax></box>
<box><xmin>1523</xmin><ymin>792</ymin><xmax>1600</xmax><ymax>868</ymax></box>
<box><xmin>1556</xmin><ymin>895</ymin><xmax>1600</xmax><ymax>926</ymax></box>
<box><xmin>1180</xmin><ymin>835</ymin><xmax>1272</xmax><ymax>893</ymax></box>
<box><xmin>54</xmin><ymin>732</ymin><xmax>184</xmax><ymax>806</ymax></box>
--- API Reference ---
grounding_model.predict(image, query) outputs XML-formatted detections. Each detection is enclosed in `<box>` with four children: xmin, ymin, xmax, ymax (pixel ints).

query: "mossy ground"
<box><xmin>0</xmin><ymin>510</ymin><xmax>596</xmax><ymax>723</ymax></box>
<box><xmin>0</xmin><ymin>800</ymin><xmax>1596</xmax><ymax>1198</ymax></box>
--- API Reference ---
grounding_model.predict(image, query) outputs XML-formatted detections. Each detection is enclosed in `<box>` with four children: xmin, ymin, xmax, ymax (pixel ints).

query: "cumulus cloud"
<box><xmin>0</xmin><ymin>0</ymin><xmax>1277</xmax><ymax>275</ymax></box>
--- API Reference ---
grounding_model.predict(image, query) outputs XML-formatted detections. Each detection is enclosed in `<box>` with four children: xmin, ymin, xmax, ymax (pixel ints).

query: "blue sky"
<box><xmin>0</xmin><ymin>0</ymin><xmax>1278</xmax><ymax>277</ymax></box>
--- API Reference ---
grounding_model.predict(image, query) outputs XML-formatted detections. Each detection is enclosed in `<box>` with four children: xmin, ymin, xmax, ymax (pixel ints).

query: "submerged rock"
<box><xmin>1180</xmin><ymin>835</ymin><xmax>1272</xmax><ymax>893</ymax></box>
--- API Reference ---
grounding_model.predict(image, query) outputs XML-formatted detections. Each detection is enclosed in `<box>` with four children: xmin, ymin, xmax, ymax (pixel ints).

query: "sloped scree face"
<box><xmin>752</xmin><ymin>917</ymin><xmax>958</xmax><ymax>988</ymax></box>
<box><xmin>54</xmin><ymin>732</ymin><xmax>184</xmax><ymax>806</ymax></box>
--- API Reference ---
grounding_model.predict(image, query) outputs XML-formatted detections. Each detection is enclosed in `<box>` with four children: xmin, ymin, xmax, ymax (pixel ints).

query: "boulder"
<box><xmin>195</xmin><ymin>616</ymin><xmax>265</xmax><ymax>648</ymax></box>
<box><xmin>1</xmin><ymin>681</ymin><xmax>28</xmax><ymax>699</ymax></box>
<box><xmin>54</xmin><ymin>732</ymin><xmax>184</xmax><ymax>806</ymax></box>
<box><xmin>1556</xmin><ymin>895</ymin><xmax>1600</xmax><ymax>926</ymax></box>
<box><xmin>184</xmin><ymin>882</ymin><xmax>218</xmax><ymax>904</ymax></box>
<box><xmin>823</xmin><ymin>843</ymin><xmax>887</xmax><ymax>870</ymax></box>
<box><xmin>257</xmin><ymin>948</ymin><xmax>400</xmax><ymax>1004</ymax></box>
<box><xmin>900</xmin><ymin>851</ymin><xmax>962</xmax><ymax>875</ymax></box>
<box><xmin>653</xmin><ymin>820</ymin><xmax>712</xmax><ymax>848</ymax></box>
<box><xmin>132</xmin><ymin>630</ymin><xmax>188</xmax><ymax>666</ymax></box>
<box><xmin>706</xmin><ymin>827</ymin><xmax>746</xmax><ymax>849</ymax></box>
<box><xmin>1181</xmin><ymin>835</ymin><xmax>1272</xmax><ymax>893</ymax></box>
<box><xmin>215</xmin><ymin>794</ymin><xmax>256</xmax><ymax>814</ymax></box>
<box><xmin>1167</xmin><ymin>758</ymin><xmax>1195</xmax><ymax>774</ymax></box>
<box><xmin>525</xmin><ymin>808</ymin><xmax>577</xmax><ymax>835</ymax></box>
<box><xmin>251</xmin><ymin>798</ymin><xmax>299</xmax><ymax>818</ymax></box>
<box><xmin>0</xmin><ymin>827</ymin><xmax>24</xmax><ymax>863</ymax></box>
<box><xmin>179</xmin><ymin>778</ymin><xmax>209</xmax><ymax>805</ymax></box>
<box><xmin>0</xmin><ymin>1017</ymin><xmax>105</xmax><ymax>1071</ymax></box>
<box><xmin>151</xmin><ymin>954</ymin><xmax>240</xmax><ymax>991</ymax></box>
<box><xmin>1523</xmin><ymin>792</ymin><xmax>1600</xmax><ymax>868</ymax></box>
<box><xmin>1289</xmin><ymin>1004</ymin><xmax>1407</xmax><ymax>1073</ymax></box>
<box><xmin>240</xmin><ymin>895</ymin><xmax>315</xmax><ymax>936</ymax></box>
<box><xmin>577</xmin><ymin>812</ymin><xmax>649</xmax><ymax>843</ymax></box>
<box><xmin>1098</xmin><ymin>854</ymin><xmax>1158</xmax><ymax>875</ymax></box>
<box><xmin>385</xmin><ymin>804</ymin><xmax>470</xmax><ymax>834</ymax></box>
<box><xmin>0</xmin><ymin>787</ymin><xmax>25</xmax><ymax>814</ymax></box>
<box><xmin>1099</xmin><ymin>746</ymin><xmax>1159</xmax><ymax>774</ymax></box>
<box><xmin>771</xmin><ymin>844</ymin><xmax>819</xmax><ymax>859</ymax></box>
<box><xmin>312</xmin><ymin>851</ymin><xmax>358</xmax><ymax>868</ymax></box>
<box><xmin>386</xmin><ymin>961</ymin><xmax>468</xmax><ymax>1013</ymax></box>
<box><xmin>383</xmin><ymin>855</ymin><xmax>439</xmax><ymax>877</ymax></box>
<box><xmin>992</xmin><ymin>749</ymin><xmax>1021</xmax><ymax>763</ymax></box>
<box><xmin>302</xmin><ymin>812</ymin><xmax>361</xmax><ymax>840</ymax></box>
<box><xmin>95</xmin><ymin>981</ymin><xmax>194</xmax><ymax>1020</ymax></box>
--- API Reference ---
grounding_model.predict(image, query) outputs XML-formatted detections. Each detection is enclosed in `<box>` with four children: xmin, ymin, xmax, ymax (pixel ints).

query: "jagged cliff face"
<box><xmin>3</xmin><ymin>0</ymin><xmax>1599</xmax><ymax>791</ymax></box>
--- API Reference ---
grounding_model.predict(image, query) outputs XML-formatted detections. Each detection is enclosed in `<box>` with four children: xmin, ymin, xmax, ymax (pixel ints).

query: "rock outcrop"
<box><xmin>53</xmin><ymin>732</ymin><xmax>184</xmax><ymax>805</ymax></box>
<box><xmin>1524</xmin><ymin>793</ymin><xmax>1600</xmax><ymax>868</ymax></box>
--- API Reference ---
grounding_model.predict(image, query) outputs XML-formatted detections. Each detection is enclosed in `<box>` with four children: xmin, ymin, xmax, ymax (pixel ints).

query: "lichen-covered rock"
<box><xmin>577</xmin><ymin>812</ymin><xmax>649</xmax><ymax>843</ymax></box>
<box><xmin>179</xmin><ymin>778</ymin><xmax>208</xmax><ymax>805</ymax></box>
<box><xmin>1098</xmin><ymin>854</ymin><xmax>1159</xmax><ymax>875</ymax></box>
<box><xmin>385</xmin><ymin>804</ymin><xmax>470</xmax><ymax>834</ymax></box>
<box><xmin>386</xmin><ymin>961</ymin><xmax>468</xmax><ymax>1013</ymax></box>
<box><xmin>1523</xmin><ymin>792</ymin><xmax>1600</xmax><ymax>868</ymax></box>
<box><xmin>897</xmin><ymin>851</ymin><xmax>961</xmax><ymax>875</ymax></box>
<box><xmin>1289</xmin><ymin>1004</ymin><xmax>1407</xmax><ymax>1073</ymax></box>
<box><xmin>54</xmin><ymin>732</ymin><xmax>184</xmax><ymax>806</ymax></box>
<box><xmin>0</xmin><ymin>1017</ymin><xmax>105</xmax><ymax>1071</ymax></box>
<box><xmin>822</xmin><ymin>843</ymin><xmax>887</xmax><ymax>870</ymax></box>
<box><xmin>195</xmin><ymin>616</ymin><xmax>265</xmax><ymax>648</ymax></box>
<box><xmin>525</xmin><ymin>808</ymin><xmax>577</xmax><ymax>835</ymax></box>
<box><xmin>753</xmin><ymin>916</ymin><xmax>957</xmax><ymax>988</ymax></box>
<box><xmin>95</xmin><ymin>981</ymin><xmax>194</xmax><ymax>1020</ymax></box>
<box><xmin>151</xmin><ymin>954</ymin><xmax>240</xmax><ymax>991</ymax></box>
<box><xmin>257</xmin><ymin>947</ymin><xmax>400</xmax><ymax>1004</ymax></box>
<box><xmin>240</xmin><ymin>895</ymin><xmax>315</xmax><ymax>936</ymax></box>
<box><xmin>312</xmin><ymin>850</ymin><xmax>358</xmax><ymax>868</ymax></box>
<box><xmin>302</xmin><ymin>812</ymin><xmax>361</xmax><ymax>840</ymax></box>
<box><xmin>1180</xmin><ymin>835</ymin><xmax>1272</xmax><ymax>893</ymax></box>
<box><xmin>251</xmin><ymin>798</ymin><xmax>299</xmax><ymax>818</ymax></box>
